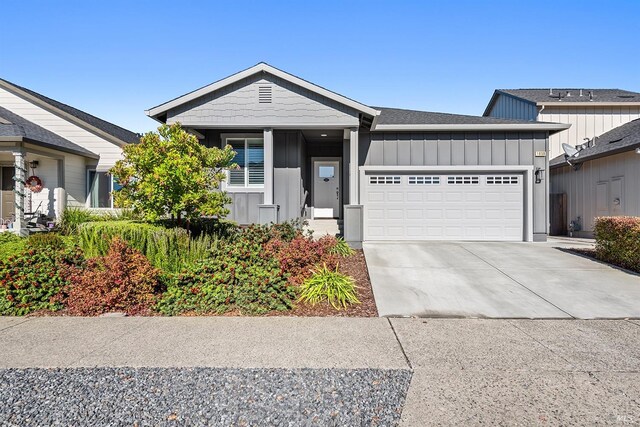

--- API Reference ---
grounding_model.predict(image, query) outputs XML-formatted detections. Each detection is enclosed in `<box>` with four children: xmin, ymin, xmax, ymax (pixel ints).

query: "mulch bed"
<box><xmin>276</xmin><ymin>249</ymin><xmax>379</xmax><ymax>317</ymax></box>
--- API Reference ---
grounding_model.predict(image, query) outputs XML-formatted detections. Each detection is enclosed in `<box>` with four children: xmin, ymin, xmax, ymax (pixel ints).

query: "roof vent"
<box><xmin>579</xmin><ymin>89</ymin><xmax>584</xmax><ymax>97</ymax></box>
<box><xmin>589</xmin><ymin>91</ymin><xmax>594</xmax><ymax>101</ymax></box>
<box><xmin>618</xmin><ymin>95</ymin><xmax>635</xmax><ymax>99</ymax></box>
<box><xmin>258</xmin><ymin>86</ymin><xmax>272</xmax><ymax>104</ymax></box>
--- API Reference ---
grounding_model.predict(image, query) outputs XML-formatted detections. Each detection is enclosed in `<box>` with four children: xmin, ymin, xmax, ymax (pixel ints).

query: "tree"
<box><xmin>110</xmin><ymin>123</ymin><xmax>237</xmax><ymax>223</ymax></box>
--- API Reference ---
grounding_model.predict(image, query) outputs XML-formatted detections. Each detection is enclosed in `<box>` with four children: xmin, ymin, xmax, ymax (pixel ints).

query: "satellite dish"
<box><xmin>562</xmin><ymin>143</ymin><xmax>580</xmax><ymax>158</ymax></box>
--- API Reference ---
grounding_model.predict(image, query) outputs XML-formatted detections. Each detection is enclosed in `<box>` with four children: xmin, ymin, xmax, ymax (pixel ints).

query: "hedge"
<box><xmin>77</xmin><ymin>221</ymin><xmax>219</xmax><ymax>273</ymax></box>
<box><xmin>593</xmin><ymin>216</ymin><xmax>640</xmax><ymax>273</ymax></box>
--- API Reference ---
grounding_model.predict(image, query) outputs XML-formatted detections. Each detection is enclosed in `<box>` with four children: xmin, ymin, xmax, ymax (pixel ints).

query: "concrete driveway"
<box><xmin>364</xmin><ymin>239</ymin><xmax>640</xmax><ymax>319</ymax></box>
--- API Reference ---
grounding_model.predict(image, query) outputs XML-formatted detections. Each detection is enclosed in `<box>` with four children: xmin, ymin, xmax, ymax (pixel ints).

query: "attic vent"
<box><xmin>618</xmin><ymin>95</ymin><xmax>635</xmax><ymax>99</ymax></box>
<box><xmin>258</xmin><ymin>86</ymin><xmax>272</xmax><ymax>103</ymax></box>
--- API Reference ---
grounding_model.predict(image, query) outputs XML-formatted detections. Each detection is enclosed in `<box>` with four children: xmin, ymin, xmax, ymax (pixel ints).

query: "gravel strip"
<box><xmin>0</xmin><ymin>367</ymin><xmax>412</xmax><ymax>426</ymax></box>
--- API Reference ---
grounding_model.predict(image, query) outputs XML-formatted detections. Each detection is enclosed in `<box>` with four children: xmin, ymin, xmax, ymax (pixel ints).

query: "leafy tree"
<box><xmin>111</xmin><ymin>123</ymin><xmax>237</xmax><ymax>223</ymax></box>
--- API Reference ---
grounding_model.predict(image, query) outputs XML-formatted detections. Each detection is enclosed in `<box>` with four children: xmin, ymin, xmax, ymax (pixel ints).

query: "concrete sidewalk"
<box><xmin>1</xmin><ymin>317</ymin><xmax>640</xmax><ymax>425</ymax></box>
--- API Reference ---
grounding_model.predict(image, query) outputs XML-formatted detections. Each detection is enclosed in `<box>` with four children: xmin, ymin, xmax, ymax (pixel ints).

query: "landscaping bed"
<box><xmin>0</xmin><ymin>214</ymin><xmax>376</xmax><ymax>318</ymax></box>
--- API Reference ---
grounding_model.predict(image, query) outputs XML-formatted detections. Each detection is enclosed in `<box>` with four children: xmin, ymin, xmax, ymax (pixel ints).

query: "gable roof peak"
<box><xmin>146</xmin><ymin>63</ymin><xmax>380</xmax><ymax>120</ymax></box>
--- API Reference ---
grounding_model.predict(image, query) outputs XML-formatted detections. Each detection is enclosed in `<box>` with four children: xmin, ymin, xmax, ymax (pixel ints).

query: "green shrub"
<box><xmin>77</xmin><ymin>221</ymin><xmax>218</xmax><ymax>273</ymax></box>
<box><xmin>58</xmin><ymin>208</ymin><xmax>141</xmax><ymax>234</ymax></box>
<box><xmin>264</xmin><ymin>234</ymin><xmax>338</xmax><ymax>286</ymax></box>
<box><xmin>58</xmin><ymin>208</ymin><xmax>102</xmax><ymax>234</ymax></box>
<box><xmin>328</xmin><ymin>237</ymin><xmax>355</xmax><ymax>257</ymax></box>
<box><xmin>157</xmin><ymin>232</ymin><xmax>295</xmax><ymax>315</ymax></box>
<box><xmin>0</xmin><ymin>233</ymin><xmax>26</xmax><ymax>262</ymax></box>
<box><xmin>298</xmin><ymin>264</ymin><xmax>359</xmax><ymax>310</ymax></box>
<box><xmin>26</xmin><ymin>233</ymin><xmax>65</xmax><ymax>251</ymax></box>
<box><xmin>594</xmin><ymin>216</ymin><xmax>640</xmax><ymax>272</ymax></box>
<box><xmin>156</xmin><ymin>218</ymin><xmax>239</xmax><ymax>238</ymax></box>
<box><xmin>0</xmin><ymin>243</ymin><xmax>84</xmax><ymax>315</ymax></box>
<box><xmin>64</xmin><ymin>237</ymin><xmax>160</xmax><ymax>316</ymax></box>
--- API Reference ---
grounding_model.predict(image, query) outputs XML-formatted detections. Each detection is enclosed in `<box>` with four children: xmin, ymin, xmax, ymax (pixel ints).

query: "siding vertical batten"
<box><xmin>263</xmin><ymin>128</ymin><xmax>274</xmax><ymax>204</ymax></box>
<box><xmin>349</xmin><ymin>128</ymin><xmax>359</xmax><ymax>204</ymax></box>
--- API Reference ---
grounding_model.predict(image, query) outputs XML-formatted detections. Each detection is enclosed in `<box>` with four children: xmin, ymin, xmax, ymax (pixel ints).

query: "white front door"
<box><xmin>313</xmin><ymin>160</ymin><xmax>340</xmax><ymax>218</ymax></box>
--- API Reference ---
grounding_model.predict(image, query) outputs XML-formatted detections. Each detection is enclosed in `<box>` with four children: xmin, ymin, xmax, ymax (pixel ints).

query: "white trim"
<box><xmin>146</xmin><ymin>63</ymin><xmax>380</xmax><ymax>118</ymax></box>
<box><xmin>170</xmin><ymin>122</ymin><xmax>360</xmax><ymax>130</ymax></box>
<box><xmin>371</xmin><ymin>123</ymin><xmax>571</xmax><ymax>132</ymax></box>
<box><xmin>537</xmin><ymin>102</ymin><xmax>640</xmax><ymax>107</ymax></box>
<box><xmin>86</xmin><ymin>169</ymin><xmax>115</xmax><ymax>209</ymax></box>
<box><xmin>222</xmin><ymin>134</ymin><xmax>265</xmax><ymax>189</ymax></box>
<box><xmin>360</xmin><ymin>165</ymin><xmax>534</xmax><ymax>172</ymax></box>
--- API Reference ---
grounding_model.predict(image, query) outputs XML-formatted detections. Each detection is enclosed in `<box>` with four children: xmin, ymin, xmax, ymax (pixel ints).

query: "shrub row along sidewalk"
<box><xmin>0</xmin><ymin>220</ymin><xmax>373</xmax><ymax>317</ymax></box>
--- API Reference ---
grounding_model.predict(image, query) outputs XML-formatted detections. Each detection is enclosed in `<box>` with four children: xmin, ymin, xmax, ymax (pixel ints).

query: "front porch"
<box><xmin>192</xmin><ymin>127</ymin><xmax>363</xmax><ymax>243</ymax></box>
<box><xmin>0</xmin><ymin>145</ymin><xmax>67</xmax><ymax>235</ymax></box>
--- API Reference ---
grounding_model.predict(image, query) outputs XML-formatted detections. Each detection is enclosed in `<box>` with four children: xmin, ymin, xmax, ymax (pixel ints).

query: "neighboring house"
<box><xmin>0</xmin><ymin>79</ymin><xmax>139</xmax><ymax>234</ymax></box>
<box><xmin>484</xmin><ymin>89</ymin><xmax>640</xmax><ymax>159</ymax></box>
<box><xmin>147</xmin><ymin>63</ymin><xmax>568</xmax><ymax>246</ymax></box>
<box><xmin>484</xmin><ymin>88</ymin><xmax>640</xmax><ymax>236</ymax></box>
<box><xmin>549</xmin><ymin>119</ymin><xmax>640</xmax><ymax>236</ymax></box>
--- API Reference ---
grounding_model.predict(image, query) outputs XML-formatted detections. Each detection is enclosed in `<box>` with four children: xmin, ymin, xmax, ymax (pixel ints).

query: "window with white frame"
<box><xmin>87</xmin><ymin>170</ymin><xmax>119</xmax><ymax>208</ymax></box>
<box><xmin>226</xmin><ymin>137</ymin><xmax>264</xmax><ymax>187</ymax></box>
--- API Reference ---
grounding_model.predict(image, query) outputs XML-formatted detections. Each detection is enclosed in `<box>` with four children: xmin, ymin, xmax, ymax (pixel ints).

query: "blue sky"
<box><xmin>2</xmin><ymin>0</ymin><xmax>638</xmax><ymax>133</ymax></box>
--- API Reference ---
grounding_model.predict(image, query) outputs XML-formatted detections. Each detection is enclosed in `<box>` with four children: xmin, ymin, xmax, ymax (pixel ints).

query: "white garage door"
<box><xmin>363</xmin><ymin>173</ymin><xmax>524</xmax><ymax>241</ymax></box>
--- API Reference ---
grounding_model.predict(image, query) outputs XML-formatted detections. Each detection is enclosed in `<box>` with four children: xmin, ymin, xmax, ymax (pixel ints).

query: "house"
<box><xmin>484</xmin><ymin>88</ymin><xmax>640</xmax><ymax>236</ymax></box>
<box><xmin>147</xmin><ymin>63</ymin><xmax>568</xmax><ymax>246</ymax></box>
<box><xmin>0</xmin><ymin>79</ymin><xmax>139</xmax><ymax>235</ymax></box>
<box><xmin>549</xmin><ymin>119</ymin><xmax>640</xmax><ymax>236</ymax></box>
<box><xmin>484</xmin><ymin>89</ymin><xmax>640</xmax><ymax>159</ymax></box>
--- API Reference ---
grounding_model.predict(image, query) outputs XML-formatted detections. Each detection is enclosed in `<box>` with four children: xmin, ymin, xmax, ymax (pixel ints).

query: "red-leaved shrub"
<box><xmin>64</xmin><ymin>237</ymin><xmax>160</xmax><ymax>315</ymax></box>
<box><xmin>594</xmin><ymin>216</ymin><xmax>640</xmax><ymax>273</ymax></box>
<box><xmin>265</xmin><ymin>234</ymin><xmax>338</xmax><ymax>286</ymax></box>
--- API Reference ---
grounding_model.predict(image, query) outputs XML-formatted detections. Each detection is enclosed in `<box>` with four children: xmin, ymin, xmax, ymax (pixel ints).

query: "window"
<box><xmin>318</xmin><ymin>166</ymin><xmax>335</xmax><ymax>178</ymax></box>
<box><xmin>408</xmin><ymin>176</ymin><xmax>440</xmax><ymax>185</ymax></box>
<box><xmin>486</xmin><ymin>176</ymin><xmax>519</xmax><ymax>185</ymax></box>
<box><xmin>369</xmin><ymin>176</ymin><xmax>401</xmax><ymax>185</ymax></box>
<box><xmin>447</xmin><ymin>176</ymin><xmax>479</xmax><ymax>185</ymax></box>
<box><xmin>87</xmin><ymin>170</ymin><xmax>116</xmax><ymax>208</ymax></box>
<box><xmin>227</xmin><ymin>138</ymin><xmax>264</xmax><ymax>187</ymax></box>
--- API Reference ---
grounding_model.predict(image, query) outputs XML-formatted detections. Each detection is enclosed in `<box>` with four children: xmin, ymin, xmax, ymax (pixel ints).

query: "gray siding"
<box><xmin>487</xmin><ymin>94</ymin><xmax>537</xmax><ymax>121</ymax></box>
<box><xmin>166</xmin><ymin>73</ymin><xmax>360</xmax><ymax>127</ymax></box>
<box><xmin>226</xmin><ymin>192</ymin><xmax>263</xmax><ymax>224</ymax></box>
<box><xmin>360</xmin><ymin>131</ymin><xmax>547</xmax><ymax>167</ymax></box>
<box><xmin>551</xmin><ymin>151</ymin><xmax>640</xmax><ymax>236</ymax></box>
<box><xmin>274</xmin><ymin>131</ymin><xmax>306</xmax><ymax>221</ymax></box>
<box><xmin>360</xmin><ymin>130</ymin><xmax>549</xmax><ymax>237</ymax></box>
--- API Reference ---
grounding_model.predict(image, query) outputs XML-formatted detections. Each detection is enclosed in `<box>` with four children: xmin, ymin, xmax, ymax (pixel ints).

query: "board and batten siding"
<box><xmin>0</xmin><ymin>87</ymin><xmax>122</xmax><ymax>171</ymax></box>
<box><xmin>359</xmin><ymin>131</ymin><xmax>549</xmax><ymax>237</ymax></box>
<box><xmin>274</xmin><ymin>131</ymin><xmax>306</xmax><ymax>221</ymax></box>
<box><xmin>540</xmin><ymin>106</ymin><xmax>640</xmax><ymax>159</ymax></box>
<box><xmin>166</xmin><ymin>73</ymin><xmax>360</xmax><ymax>128</ymax></box>
<box><xmin>551</xmin><ymin>151</ymin><xmax>640</xmax><ymax>236</ymax></box>
<box><xmin>487</xmin><ymin>94</ymin><xmax>537</xmax><ymax>121</ymax></box>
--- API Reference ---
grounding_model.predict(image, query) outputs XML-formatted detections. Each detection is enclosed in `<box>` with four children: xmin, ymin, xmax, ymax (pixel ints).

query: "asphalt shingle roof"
<box><xmin>0</xmin><ymin>106</ymin><xmax>98</xmax><ymax>158</ymax></box>
<box><xmin>0</xmin><ymin>79</ymin><xmax>139</xmax><ymax>144</ymax></box>
<box><xmin>373</xmin><ymin>107</ymin><xmax>541</xmax><ymax>125</ymax></box>
<box><xmin>499</xmin><ymin>89</ymin><xmax>640</xmax><ymax>104</ymax></box>
<box><xmin>550</xmin><ymin>118</ymin><xmax>640</xmax><ymax>167</ymax></box>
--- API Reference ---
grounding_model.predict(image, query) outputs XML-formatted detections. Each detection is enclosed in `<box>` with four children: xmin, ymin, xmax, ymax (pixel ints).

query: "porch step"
<box><xmin>305</xmin><ymin>219</ymin><xmax>343</xmax><ymax>239</ymax></box>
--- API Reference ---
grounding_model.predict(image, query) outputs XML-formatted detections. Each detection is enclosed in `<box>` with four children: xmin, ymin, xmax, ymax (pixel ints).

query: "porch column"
<box><xmin>12</xmin><ymin>150</ymin><xmax>27</xmax><ymax>237</ymax></box>
<box><xmin>263</xmin><ymin>128</ymin><xmax>274</xmax><ymax>204</ymax></box>
<box><xmin>349</xmin><ymin>128</ymin><xmax>359</xmax><ymax>204</ymax></box>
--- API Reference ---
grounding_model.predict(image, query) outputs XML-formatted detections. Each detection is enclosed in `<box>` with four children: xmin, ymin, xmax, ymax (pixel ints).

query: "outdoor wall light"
<box><xmin>29</xmin><ymin>160</ymin><xmax>39</xmax><ymax>170</ymax></box>
<box><xmin>535</xmin><ymin>167</ymin><xmax>545</xmax><ymax>184</ymax></box>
